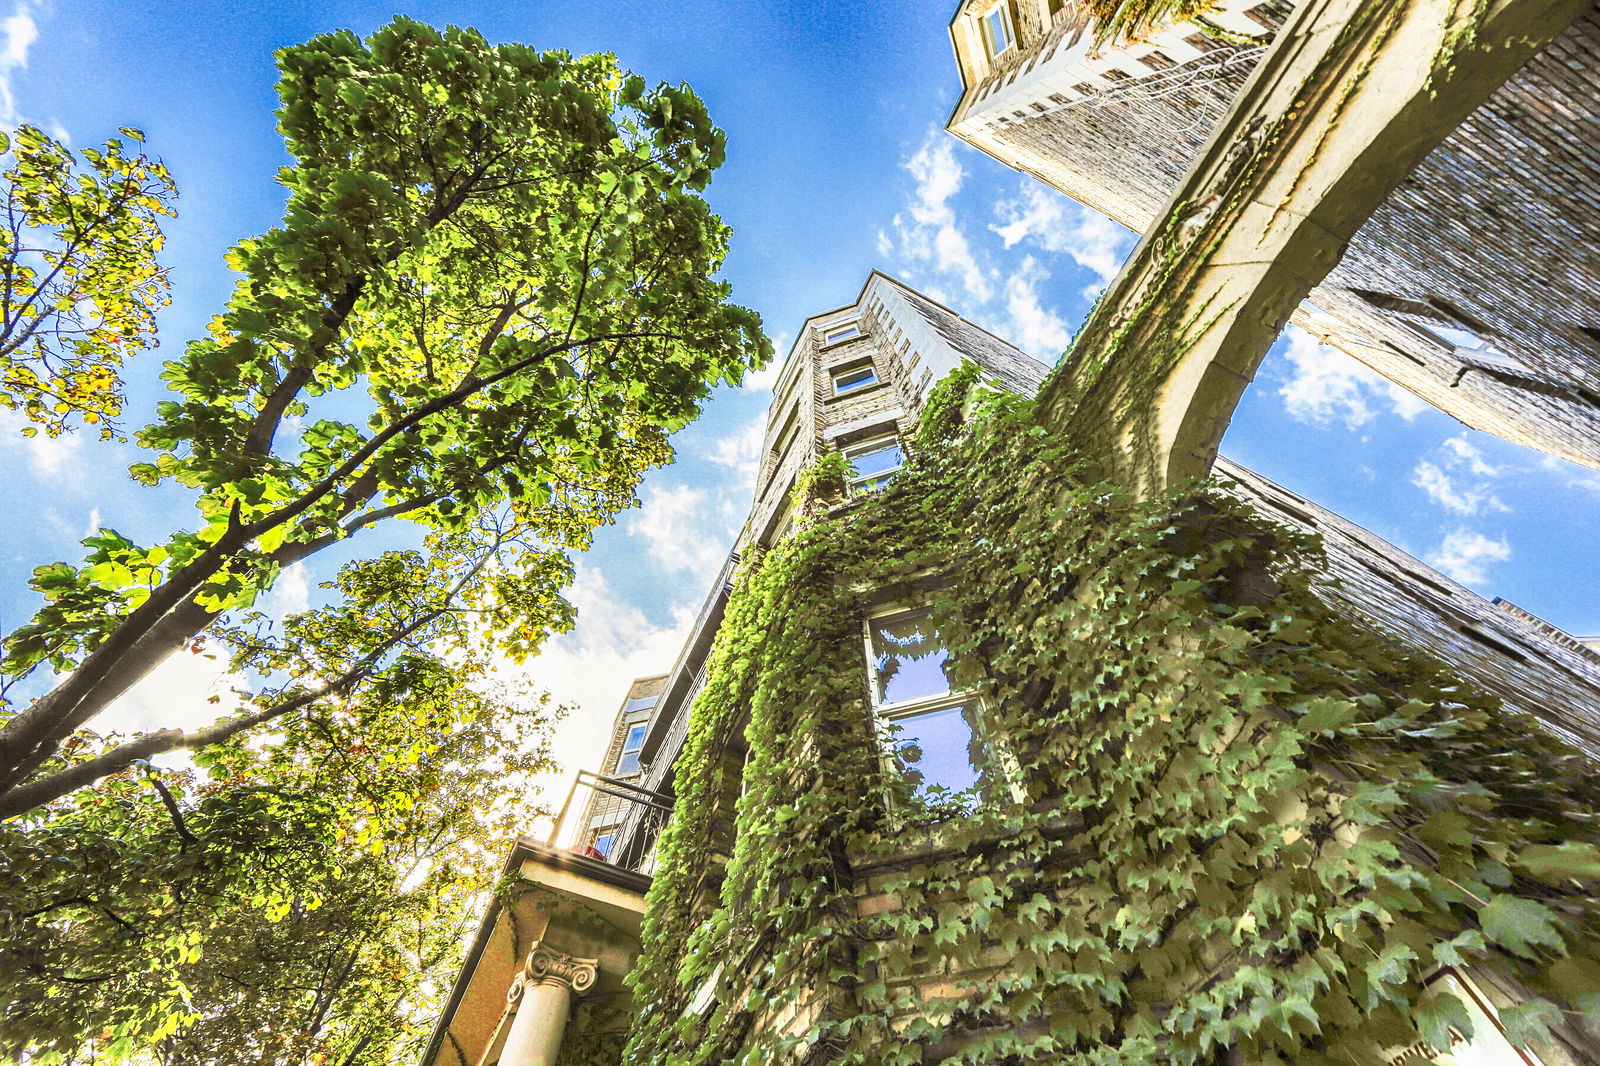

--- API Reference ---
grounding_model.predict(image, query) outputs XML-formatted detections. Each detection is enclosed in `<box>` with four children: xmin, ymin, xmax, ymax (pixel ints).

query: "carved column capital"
<box><xmin>507</xmin><ymin>941</ymin><xmax>599</xmax><ymax>1004</ymax></box>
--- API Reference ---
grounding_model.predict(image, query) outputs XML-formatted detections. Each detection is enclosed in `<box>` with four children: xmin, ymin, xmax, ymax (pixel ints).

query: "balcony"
<box><xmin>547</xmin><ymin>770</ymin><xmax>673</xmax><ymax>875</ymax></box>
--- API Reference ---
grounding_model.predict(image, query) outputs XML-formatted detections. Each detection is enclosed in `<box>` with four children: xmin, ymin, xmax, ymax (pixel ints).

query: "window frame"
<box><xmin>841</xmin><ymin>432</ymin><xmax>904</xmax><ymax>494</ymax></box>
<box><xmin>591</xmin><ymin>824</ymin><xmax>620</xmax><ymax>858</ymax></box>
<box><xmin>820</xmin><ymin>320</ymin><xmax>862</xmax><ymax>346</ymax></box>
<box><xmin>861</xmin><ymin>603</ymin><xmax>990</xmax><ymax>802</ymax></box>
<box><xmin>831</xmin><ymin>362</ymin><xmax>879</xmax><ymax>396</ymax></box>
<box><xmin>980</xmin><ymin>2</ymin><xmax>1016</xmax><ymax>58</ymax></box>
<box><xmin>615</xmin><ymin>722</ymin><xmax>648</xmax><ymax>776</ymax></box>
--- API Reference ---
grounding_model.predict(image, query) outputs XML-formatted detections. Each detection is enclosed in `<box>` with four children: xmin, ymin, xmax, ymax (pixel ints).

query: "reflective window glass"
<box><xmin>834</xmin><ymin>365</ymin><xmax>877</xmax><ymax>394</ymax></box>
<box><xmin>870</xmin><ymin>607</ymin><xmax>955</xmax><ymax>706</ymax></box>
<box><xmin>846</xmin><ymin>438</ymin><xmax>903</xmax><ymax>493</ymax></box>
<box><xmin>616</xmin><ymin>723</ymin><xmax>648</xmax><ymax>776</ymax></box>
<box><xmin>887</xmin><ymin>702</ymin><xmax>984</xmax><ymax>795</ymax></box>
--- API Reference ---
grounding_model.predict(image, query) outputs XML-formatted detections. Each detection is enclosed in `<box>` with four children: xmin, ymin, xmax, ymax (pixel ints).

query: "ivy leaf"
<box><xmin>1340</xmin><ymin>781</ymin><xmax>1403</xmax><ymax>826</ymax></box>
<box><xmin>1549</xmin><ymin>956</ymin><xmax>1600</xmax><ymax>1013</ymax></box>
<box><xmin>1477</xmin><ymin>895</ymin><xmax>1565</xmax><ymax>958</ymax></box>
<box><xmin>1297</xmin><ymin>697</ymin><xmax>1358</xmax><ymax>735</ymax></box>
<box><xmin>1413</xmin><ymin>990</ymin><xmax>1473</xmax><ymax>1053</ymax></box>
<box><xmin>1431</xmin><ymin>928</ymin><xmax>1486</xmax><ymax>969</ymax></box>
<box><xmin>1514</xmin><ymin>842</ymin><xmax>1600</xmax><ymax>884</ymax></box>
<box><xmin>1499</xmin><ymin>998</ymin><xmax>1561</xmax><ymax>1049</ymax></box>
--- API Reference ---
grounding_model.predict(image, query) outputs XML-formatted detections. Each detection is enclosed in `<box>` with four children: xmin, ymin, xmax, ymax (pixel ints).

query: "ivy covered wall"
<box><xmin>620</xmin><ymin>367</ymin><xmax>1600</xmax><ymax>1066</ymax></box>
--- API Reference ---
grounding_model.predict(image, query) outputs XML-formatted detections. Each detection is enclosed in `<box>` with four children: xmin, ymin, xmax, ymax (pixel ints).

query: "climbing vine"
<box><xmin>622</xmin><ymin>365</ymin><xmax>1600</xmax><ymax>1066</ymax></box>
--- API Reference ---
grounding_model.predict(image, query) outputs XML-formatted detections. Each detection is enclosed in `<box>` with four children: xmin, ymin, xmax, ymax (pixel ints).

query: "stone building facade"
<box><xmin>419</xmin><ymin>273</ymin><xmax>1600</xmax><ymax>1066</ymax></box>
<box><xmin>559</xmin><ymin>675</ymin><xmax>666</xmax><ymax>860</ymax></box>
<box><xmin>947</xmin><ymin>0</ymin><xmax>1600</xmax><ymax>472</ymax></box>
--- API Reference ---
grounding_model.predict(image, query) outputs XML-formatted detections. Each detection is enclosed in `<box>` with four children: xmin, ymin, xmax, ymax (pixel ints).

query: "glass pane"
<box><xmin>835</xmin><ymin>367</ymin><xmax>876</xmax><ymax>392</ymax></box>
<box><xmin>889</xmin><ymin>702</ymin><xmax>983</xmax><ymax>796</ymax></box>
<box><xmin>1421</xmin><ymin>322</ymin><xmax>1487</xmax><ymax>350</ymax></box>
<box><xmin>593</xmin><ymin>832</ymin><xmax>616</xmax><ymax>858</ymax></box>
<box><xmin>616</xmin><ymin>751</ymin><xmax>642</xmax><ymax>776</ymax></box>
<box><xmin>985</xmin><ymin>10</ymin><xmax>1011</xmax><ymax>53</ymax></box>
<box><xmin>623</xmin><ymin>724</ymin><xmax>648</xmax><ymax>752</ymax></box>
<box><xmin>849</xmin><ymin>442</ymin><xmax>901</xmax><ymax>479</ymax></box>
<box><xmin>623</xmin><ymin>695</ymin><xmax>657</xmax><ymax>713</ymax></box>
<box><xmin>870</xmin><ymin>608</ymin><xmax>953</xmax><ymax>705</ymax></box>
<box><xmin>826</xmin><ymin>325</ymin><xmax>861</xmax><ymax>342</ymax></box>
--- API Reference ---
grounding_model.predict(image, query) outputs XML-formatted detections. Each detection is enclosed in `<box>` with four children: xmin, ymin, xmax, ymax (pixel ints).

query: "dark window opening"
<box><xmin>1456</xmin><ymin>624</ymin><xmax>1529</xmax><ymax>664</ymax></box>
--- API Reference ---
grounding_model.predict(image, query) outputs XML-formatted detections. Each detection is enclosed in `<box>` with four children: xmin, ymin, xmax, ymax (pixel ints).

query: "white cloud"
<box><xmin>495</xmin><ymin>564</ymin><xmax>695</xmax><ymax>833</ymax></box>
<box><xmin>1385</xmin><ymin>386</ymin><xmax>1429</xmax><ymax>421</ymax></box>
<box><xmin>705</xmin><ymin>412</ymin><xmax>766</xmax><ymax>491</ymax></box>
<box><xmin>0</xmin><ymin>408</ymin><xmax>83</xmax><ymax>477</ymax></box>
<box><xmin>1412</xmin><ymin>434</ymin><xmax>1508</xmax><ymax>515</ymax></box>
<box><xmin>1411</xmin><ymin>461</ymin><xmax>1507</xmax><ymax>516</ymax></box>
<box><xmin>883</xmin><ymin>132</ymin><xmax>994</xmax><ymax>305</ymax></box>
<box><xmin>991</xmin><ymin>182</ymin><xmax>1133</xmax><ymax>291</ymax></box>
<box><xmin>1425</xmin><ymin>529</ymin><xmax>1511</xmax><ymax>586</ymax></box>
<box><xmin>1001</xmin><ymin>256</ymin><xmax>1072</xmax><ymax>360</ymax></box>
<box><xmin>82</xmin><ymin>506</ymin><xmax>100</xmax><ymax>539</ymax></box>
<box><xmin>626</xmin><ymin>483</ymin><xmax>727</xmax><ymax>575</ymax></box>
<box><xmin>89</xmin><ymin>647</ymin><xmax>249</xmax><ymax>742</ymax></box>
<box><xmin>264</xmin><ymin>561</ymin><xmax>311</xmax><ymax>618</ymax></box>
<box><xmin>1275</xmin><ymin>326</ymin><xmax>1425</xmax><ymax>430</ymax></box>
<box><xmin>1277</xmin><ymin>329</ymin><xmax>1378</xmax><ymax>428</ymax></box>
<box><xmin>742</xmin><ymin>332</ymin><xmax>789</xmax><ymax>392</ymax></box>
<box><xmin>1440</xmin><ymin>435</ymin><xmax>1501</xmax><ymax>477</ymax></box>
<box><xmin>1539</xmin><ymin>453</ymin><xmax>1600</xmax><ymax>494</ymax></box>
<box><xmin>0</xmin><ymin>2</ymin><xmax>36</xmax><ymax>125</ymax></box>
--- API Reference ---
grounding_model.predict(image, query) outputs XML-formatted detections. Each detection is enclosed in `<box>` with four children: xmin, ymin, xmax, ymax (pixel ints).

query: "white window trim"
<box><xmin>615</xmin><ymin>722</ymin><xmax>648</xmax><ymax>775</ymax></box>
<box><xmin>831</xmin><ymin>363</ymin><xmax>879</xmax><ymax>396</ymax></box>
<box><xmin>818</xmin><ymin>318</ymin><xmax>863</xmax><ymax>347</ymax></box>
<box><xmin>979</xmin><ymin>3</ymin><xmax>1016</xmax><ymax>59</ymax></box>
<box><xmin>861</xmin><ymin>603</ymin><xmax>1023</xmax><ymax>804</ymax></box>
<box><xmin>1380</xmin><ymin>968</ymin><xmax>1548</xmax><ymax>1066</ymax></box>
<box><xmin>842</xmin><ymin>433</ymin><xmax>903</xmax><ymax>494</ymax></box>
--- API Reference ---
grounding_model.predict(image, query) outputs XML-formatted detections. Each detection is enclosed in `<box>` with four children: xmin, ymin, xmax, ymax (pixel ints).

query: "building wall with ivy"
<box><xmin>947</xmin><ymin>1</ymin><xmax>1600</xmax><ymax>473</ymax></box>
<box><xmin>604</xmin><ymin>282</ymin><xmax>1600</xmax><ymax>1066</ymax></box>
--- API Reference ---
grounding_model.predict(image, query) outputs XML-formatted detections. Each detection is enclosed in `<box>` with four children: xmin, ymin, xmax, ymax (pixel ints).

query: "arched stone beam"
<box><xmin>1038</xmin><ymin>0</ymin><xmax>1591</xmax><ymax>497</ymax></box>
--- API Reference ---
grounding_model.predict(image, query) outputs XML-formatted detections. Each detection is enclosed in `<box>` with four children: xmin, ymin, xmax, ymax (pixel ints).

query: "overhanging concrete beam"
<box><xmin>1038</xmin><ymin>0</ymin><xmax>1591</xmax><ymax>496</ymax></box>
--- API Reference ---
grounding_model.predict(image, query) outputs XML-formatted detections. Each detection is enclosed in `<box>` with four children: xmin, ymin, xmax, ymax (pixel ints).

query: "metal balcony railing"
<box><xmin>547</xmin><ymin>770</ymin><xmax>673</xmax><ymax>875</ymax></box>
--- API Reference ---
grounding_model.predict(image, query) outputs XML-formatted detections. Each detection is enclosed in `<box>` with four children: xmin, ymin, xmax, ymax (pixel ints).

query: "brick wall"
<box><xmin>958</xmin><ymin>3</ymin><xmax>1600</xmax><ymax>470</ymax></box>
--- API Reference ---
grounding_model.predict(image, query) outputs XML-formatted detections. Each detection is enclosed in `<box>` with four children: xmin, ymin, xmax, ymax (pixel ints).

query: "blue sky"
<box><xmin>2</xmin><ymin>0</ymin><xmax>1596</xmax><ymax>805</ymax></box>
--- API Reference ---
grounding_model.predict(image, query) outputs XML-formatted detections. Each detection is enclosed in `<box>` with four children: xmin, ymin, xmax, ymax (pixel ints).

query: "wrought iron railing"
<box><xmin>547</xmin><ymin>770</ymin><xmax>673</xmax><ymax>874</ymax></box>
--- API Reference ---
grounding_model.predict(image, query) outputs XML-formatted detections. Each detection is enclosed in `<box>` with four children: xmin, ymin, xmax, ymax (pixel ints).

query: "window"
<box><xmin>623</xmin><ymin>694</ymin><xmax>657</xmax><ymax>713</ymax></box>
<box><xmin>591</xmin><ymin>825</ymin><xmax>619</xmax><ymax>858</ymax></box>
<box><xmin>865</xmin><ymin>606</ymin><xmax>986</xmax><ymax>798</ymax></box>
<box><xmin>981</xmin><ymin>4</ymin><xmax>1015</xmax><ymax>57</ymax></box>
<box><xmin>843</xmin><ymin>435</ymin><xmax>903</xmax><ymax>494</ymax></box>
<box><xmin>823</xmin><ymin>322</ymin><xmax>861</xmax><ymax>345</ymax></box>
<box><xmin>615</xmin><ymin>723</ymin><xmax>648</xmax><ymax>776</ymax></box>
<box><xmin>832</xmin><ymin>363</ymin><xmax>878</xmax><ymax>395</ymax></box>
<box><xmin>769</xmin><ymin>404</ymin><xmax>800</xmax><ymax>467</ymax></box>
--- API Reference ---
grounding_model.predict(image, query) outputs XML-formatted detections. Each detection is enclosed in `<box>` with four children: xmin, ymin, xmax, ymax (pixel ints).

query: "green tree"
<box><xmin>0</xmin><ymin>17</ymin><xmax>767</xmax><ymax>817</ymax></box>
<box><xmin>0</xmin><ymin>123</ymin><xmax>177</xmax><ymax>438</ymax></box>
<box><xmin>0</xmin><ymin>562</ymin><xmax>560</xmax><ymax>1063</ymax></box>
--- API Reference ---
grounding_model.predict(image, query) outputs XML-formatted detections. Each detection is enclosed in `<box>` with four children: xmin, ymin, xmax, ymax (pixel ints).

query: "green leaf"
<box><xmin>1478</xmin><ymin>895</ymin><xmax>1565</xmax><ymax>958</ymax></box>
<box><xmin>1412</xmin><ymin>990</ymin><xmax>1473</xmax><ymax>1053</ymax></box>
<box><xmin>1515</xmin><ymin>842</ymin><xmax>1600</xmax><ymax>883</ymax></box>
<box><xmin>1297</xmin><ymin>697</ymin><xmax>1358</xmax><ymax>735</ymax></box>
<box><xmin>1499</xmin><ymin>998</ymin><xmax>1561</xmax><ymax>1049</ymax></box>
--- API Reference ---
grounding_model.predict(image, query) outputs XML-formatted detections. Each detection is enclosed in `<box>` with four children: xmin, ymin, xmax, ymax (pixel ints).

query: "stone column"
<box><xmin>498</xmin><ymin>942</ymin><xmax>599</xmax><ymax>1066</ymax></box>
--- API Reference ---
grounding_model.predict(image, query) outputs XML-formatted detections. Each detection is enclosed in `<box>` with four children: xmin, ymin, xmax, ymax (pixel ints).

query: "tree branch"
<box><xmin>146</xmin><ymin>772</ymin><xmax>199</xmax><ymax>849</ymax></box>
